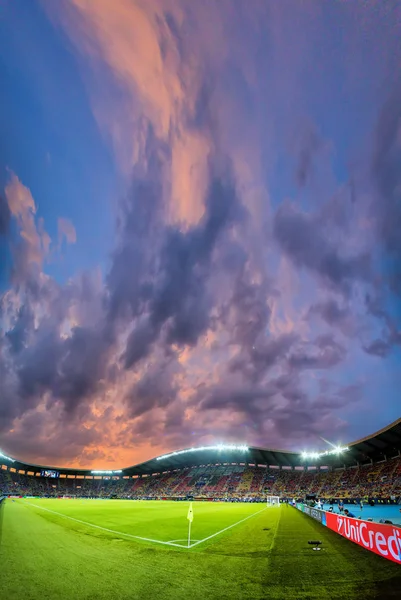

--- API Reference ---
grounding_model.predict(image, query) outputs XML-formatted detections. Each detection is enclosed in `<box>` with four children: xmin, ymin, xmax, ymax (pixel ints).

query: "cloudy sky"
<box><xmin>0</xmin><ymin>0</ymin><xmax>400</xmax><ymax>469</ymax></box>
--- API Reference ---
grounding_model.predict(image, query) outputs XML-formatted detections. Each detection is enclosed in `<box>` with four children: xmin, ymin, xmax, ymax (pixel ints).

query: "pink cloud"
<box><xmin>5</xmin><ymin>172</ymin><xmax>52</xmax><ymax>281</ymax></box>
<box><xmin>58</xmin><ymin>217</ymin><xmax>77</xmax><ymax>246</ymax></box>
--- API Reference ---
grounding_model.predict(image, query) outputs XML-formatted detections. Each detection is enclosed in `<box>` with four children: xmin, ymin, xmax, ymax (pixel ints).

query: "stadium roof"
<box><xmin>2</xmin><ymin>418</ymin><xmax>401</xmax><ymax>476</ymax></box>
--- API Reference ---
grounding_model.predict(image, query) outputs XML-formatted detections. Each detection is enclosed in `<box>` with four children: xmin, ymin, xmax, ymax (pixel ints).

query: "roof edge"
<box><xmin>348</xmin><ymin>417</ymin><xmax>401</xmax><ymax>448</ymax></box>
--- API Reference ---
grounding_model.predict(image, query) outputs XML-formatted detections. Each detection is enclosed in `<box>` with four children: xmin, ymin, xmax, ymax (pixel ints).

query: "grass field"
<box><xmin>1</xmin><ymin>499</ymin><xmax>400</xmax><ymax>600</ymax></box>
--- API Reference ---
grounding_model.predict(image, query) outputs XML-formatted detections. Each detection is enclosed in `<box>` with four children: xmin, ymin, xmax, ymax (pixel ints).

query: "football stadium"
<box><xmin>1</xmin><ymin>419</ymin><xmax>401</xmax><ymax>600</ymax></box>
<box><xmin>2</xmin><ymin>3</ymin><xmax>401</xmax><ymax>600</ymax></box>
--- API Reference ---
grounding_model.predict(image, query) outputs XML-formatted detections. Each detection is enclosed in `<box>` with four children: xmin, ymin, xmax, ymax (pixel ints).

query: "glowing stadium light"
<box><xmin>0</xmin><ymin>450</ymin><xmax>14</xmax><ymax>463</ymax></box>
<box><xmin>156</xmin><ymin>444</ymin><xmax>249</xmax><ymax>461</ymax></box>
<box><xmin>91</xmin><ymin>470</ymin><xmax>122</xmax><ymax>474</ymax></box>
<box><xmin>301</xmin><ymin>446</ymin><xmax>349</xmax><ymax>461</ymax></box>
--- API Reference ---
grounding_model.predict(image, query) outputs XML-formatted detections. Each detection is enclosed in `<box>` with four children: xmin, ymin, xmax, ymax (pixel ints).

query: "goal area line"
<box><xmin>22</xmin><ymin>500</ymin><xmax>267</xmax><ymax>550</ymax></box>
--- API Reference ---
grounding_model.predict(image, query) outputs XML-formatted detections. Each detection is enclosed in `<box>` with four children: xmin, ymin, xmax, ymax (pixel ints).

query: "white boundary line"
<box><xmin>168</xmin><ymin>539</ymin><xmax>200</xmax><ymax>543</ymax></box>
<box><xmin>189</xmin><ymin>506</ymin><xmax>267</xmax><ymax>548</ymax></box>
<box><xmin>22</xmin><ymin>500</ymin><xmax>268</xmax><ymax>550</ymax></box>
<box><xmin>22</xmin><ymin>501</ymin><xmax>187</xmax><ymax>548</ymax></box>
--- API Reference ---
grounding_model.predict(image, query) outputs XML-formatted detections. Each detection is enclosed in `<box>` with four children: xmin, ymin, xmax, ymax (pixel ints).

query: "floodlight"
<box><xmin>156</xmin><ymin>444</ymin><xmax>249</xmax><ymax>461</ymax></box>
<box><xmin>91</xmin><ymin>470</ymin><xmax>122</xmax><ymax>474</ymax></box>
<box><xmin>300</xmin><ymin>446</ymin><xmax>349</xmax><ymax>461</ymax></box>
<box><xmin>0</xmin><ymin>451</ymin><xmax>14</xmax><ymax>463</ymax></box>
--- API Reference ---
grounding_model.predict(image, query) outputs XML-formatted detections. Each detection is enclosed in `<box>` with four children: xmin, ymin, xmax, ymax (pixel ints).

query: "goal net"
<box><xmin>266</xmin><ymin>495</ymin><xmax>280</xmax><ymax>507</ymax></box>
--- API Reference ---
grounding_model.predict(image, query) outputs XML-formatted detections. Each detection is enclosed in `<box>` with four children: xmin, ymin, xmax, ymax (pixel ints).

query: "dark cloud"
<box><xmin>123</xmin><ymin>318</ymin><xmax>158</xmax><ymax>370</ymax></box>
<box><xmin>266</xmin><ymin>380</ymin><xmax>362</xmax><ymax>442</ymax></box>
<box><xmin>363</xmin><ymin>294</ymin><xmax>401</xmax><ymax>358</ymax></box>
<box><xmin>295</xmin><ymin>124</ymin><xmax>322</xmax><ymax>187</ymax></box>
<box><xmin>307</xmin><ymin>298</ymin><xmax>357</xmax><ymax>339</ymax></box>
<box><xmin>125</xmin><ymin>363</ymin><xmax>178</xmax><ymax>419</ymax></box>
<box><xmin>0</xmin><ymin>195</ymin><xmax>12</xmax><ymax>283</ymax></box>
<box><xmin>197</xmin><ymin>372</ymin><xmax>295</xmax><ymax>417</ymax></box>
<box><xmin>288</xmin><ymin>334</ymin><xmax>345</xmax><ymax>370</ymax></box>
<box><xmin>272</xmin><ymin>406</ymin><xmax>317</xmax><ymax>439</ymax></box>
<box><xmin>228</xmin><ymin>275</ymin><xmax>271</xmax><ymax>349</ymax></box>
<box><xmin>123</xmin><ymin>159</ymin><xmax>241</xmax><ymax>368</ymax></box>
<box><xmin>106</xmin><ymin>125</ymin><xmax>168</xmax><ymax>323</ymax></box>
<box><xmin>192</xmin><ymin>370</ymin><xmax>361</xmax><ymax>448</ymax></box>
<box><xmin>217</xmin><ymin>267</ymin><xmax>284</xmax><ymax>384</ymax></box>
<box><xmin>309</xmin><ymin>299</ymin><xmax>349</xmax><ymax>325</ymax></box>
<box><xmin>163</xmin><ymin>402</ymin><xmax>185</xmax><ymax>430</ymax></box>
<box><xmin>308</xmin><ymin>298</ymin><xmax>349</xmax><ymax>328</ymax></box>
<box><xmin>0</xmin><ymin>195</ymin><xmax>11</xmax><ymax>236</ymax></box>
<box><xmin>220</xmin><ymin>241</ymin><xmax>248</xmax><ymax>273</ymax></box>
<box><xmin>52</xmin><ymin>326</ymin><xmax>108</xmax><ymax>411</ymax></box>
<box><xmin>363</xmin><ymin>339</ymin><xmax>392</xmax><ymax>358</ymax></box>
<box><xmin>228</xmin><ymin>332</ymin><xmax>296</xmax><ymax>383</ymax></box>
<box><xmin>273</xmin><ymin>202</ymin><xmax>370</xmax><ymax>293</ymax></box>
<box><xmin>371</xmin><ymin>81</ymin><xmax>401</xmax><ymax>291</ymax></box>
<box><xmin>5</xmin><ymin>304</ymin><xmax>34</xmax><ymax>355</ymax></box>
<box><xmin>0</xmin><ymin>411</ymin><xmax>99</xmax><ymax>466</ymax></box>
<box><xmin>0</xmin><ymin>348</ymin><xmax>20</xmax><ymax>431</ymax></box>
<box><xmin>199</xmin><ymin>384</ymin><xmax>276</xmax><ymax>413</ymax></box>
<box><xmin>12</xmin><ymin>317</ymin><xmax>108</xmax><ymax>415</ymax></box>
<box><xmin>1</xmin><ymin>267</ymin><xmax>107</xmax><ymax>424</ymax></box>
<box><xmin>17</xmin><ymin>328</ymin><xmax>62</xmax><ymax>401</ymax></box>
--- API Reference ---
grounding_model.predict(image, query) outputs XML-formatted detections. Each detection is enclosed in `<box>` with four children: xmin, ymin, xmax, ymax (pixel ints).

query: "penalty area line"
<box><xmin>189</xmin><ymin>506</ymin><xmax>268</xmax><ymax>548</ymax></box>
<box><xmin>22</xmin><ymin>501</ymin><xmax>186</xmax><ymax>548</ymax></box>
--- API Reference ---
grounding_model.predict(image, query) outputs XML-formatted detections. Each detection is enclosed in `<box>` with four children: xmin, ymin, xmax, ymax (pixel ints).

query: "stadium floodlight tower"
<box><xmin>266</xmin><ymin>495</ymin><xmax>280</xmax><ymax>507</ymax></box>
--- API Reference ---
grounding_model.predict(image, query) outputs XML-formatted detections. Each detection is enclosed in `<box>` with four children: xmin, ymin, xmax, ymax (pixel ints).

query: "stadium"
<box><xmin>2</xmin><ymin>2</ymin><xmax>401</xmax><ymax>600</ymax></box>
<box><xmin>1</xmin><ymin>419</ymin><xmax>401</xmax><ymax>599</ymax></box>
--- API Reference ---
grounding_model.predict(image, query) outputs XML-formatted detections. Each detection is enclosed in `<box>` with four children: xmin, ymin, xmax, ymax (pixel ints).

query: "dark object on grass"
<box><xmin>308</xmin><ymin>540</ymin><xmax>322</xmax><ymax>551</ymax></box>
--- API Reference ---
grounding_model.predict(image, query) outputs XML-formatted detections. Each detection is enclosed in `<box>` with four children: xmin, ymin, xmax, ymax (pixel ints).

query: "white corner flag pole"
<box><xmin>187</xmin><ymin>501</ymin><xmax>193</xmax><ymax>548</ymax></box>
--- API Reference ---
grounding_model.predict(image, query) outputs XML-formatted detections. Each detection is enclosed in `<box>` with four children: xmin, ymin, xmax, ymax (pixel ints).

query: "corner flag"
<box><xmin>187</xmin><ymin>502</ymin><xmax>193</xmax><ymax>523</ymax></box>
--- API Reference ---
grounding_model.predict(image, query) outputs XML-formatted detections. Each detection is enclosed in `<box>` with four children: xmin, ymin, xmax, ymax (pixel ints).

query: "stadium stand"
<box><xmin>1</xmin><ymin>419</ymin><xmax>400</xmax><ymax>503</ymax></box>
<box><xmin>1</xmin><ymin>456</ymin><xmax>401</xmax><ymax>503</ymax></box>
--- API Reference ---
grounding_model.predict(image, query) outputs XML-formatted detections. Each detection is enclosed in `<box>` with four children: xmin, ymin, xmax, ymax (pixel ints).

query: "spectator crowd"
<box><xmin>1</xmin><ymin>455</ymin><xmax>400</xmax><ymax>503</ymax></box>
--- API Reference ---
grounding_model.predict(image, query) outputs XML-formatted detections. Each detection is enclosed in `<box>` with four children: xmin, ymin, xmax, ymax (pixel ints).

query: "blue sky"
<box><xmin>0</xmin><ymin>0</ymin><xmax>116</xmax><ymax>285</ymax></box>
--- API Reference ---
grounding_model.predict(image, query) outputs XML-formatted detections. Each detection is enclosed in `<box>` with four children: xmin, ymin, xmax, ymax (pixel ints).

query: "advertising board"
<box><xmin>325</xmin><ymin>512</ymin><xmax>401</xmax><ymax>565</ymax></box>
<box><xmin>302</xmin><ymin>505</ymin><xmax>327</xmax><ymax>525</ymax></box>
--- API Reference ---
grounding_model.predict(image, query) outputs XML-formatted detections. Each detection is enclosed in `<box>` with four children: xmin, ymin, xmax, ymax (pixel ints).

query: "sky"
<box><xmin>0</xmin><ymin>0</ymin><xmax>401</xmax><ymax>469</ymax></box>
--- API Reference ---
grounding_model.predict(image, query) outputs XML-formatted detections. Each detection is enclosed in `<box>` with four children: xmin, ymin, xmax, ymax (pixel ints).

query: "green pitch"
<box><xmin>0</xmin><ymin>500</ymin><xmax>400</xmax><ymax>600</ymax></box>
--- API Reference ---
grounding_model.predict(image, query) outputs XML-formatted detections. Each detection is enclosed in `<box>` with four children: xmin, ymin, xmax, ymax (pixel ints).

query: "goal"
<box><xmin>266</xmin><ymin>495</ymin><xmax>280</xmax><ymax>507</ymax></box>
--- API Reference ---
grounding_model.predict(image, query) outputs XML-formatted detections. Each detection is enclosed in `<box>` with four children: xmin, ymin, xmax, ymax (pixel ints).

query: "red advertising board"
<box><xmin>325</xmin><ymin>512</ymin><xmax>401</xmax><ymax>565</ymax></box>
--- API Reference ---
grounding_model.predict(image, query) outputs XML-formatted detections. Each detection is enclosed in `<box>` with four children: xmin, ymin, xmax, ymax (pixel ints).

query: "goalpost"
<box><xmin>266</xmin><ymin>495</ymin><xmax>280</xmax><ymax>507</ymax></box>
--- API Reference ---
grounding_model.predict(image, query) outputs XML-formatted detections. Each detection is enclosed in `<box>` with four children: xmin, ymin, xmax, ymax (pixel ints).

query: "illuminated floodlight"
<box><xmin>301</xmin><ymin>446</ymin><xmax>349</xmax><ymax>461</ymax></box>
<box><xmin>156</xmin><ymin>444</ymin><xmax>249</xmax><ymax>461</ymax></box>
<box><xmin>91</xmin><ymin>470</ymin><xmax>122</xmax><ymax>474</ymax></box>
<box><xmin>0</xmin><ymin>450</ymin><xmax>14</xmax><ymax>463</ymax></box>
